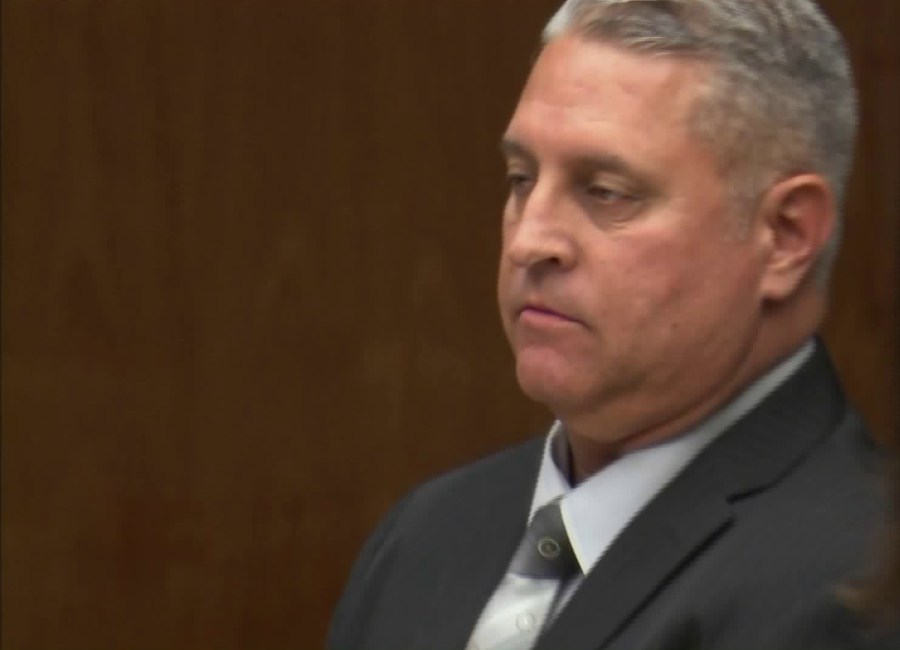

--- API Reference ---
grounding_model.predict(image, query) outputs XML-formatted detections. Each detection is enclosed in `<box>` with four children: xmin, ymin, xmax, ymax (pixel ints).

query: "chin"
<box><xmin>515</xmin><ymin>354</ymin><xmax>585</xmax><ymax>411</ymax></box>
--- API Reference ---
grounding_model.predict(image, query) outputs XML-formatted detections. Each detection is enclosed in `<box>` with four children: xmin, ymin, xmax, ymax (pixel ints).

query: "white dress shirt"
<box><xmin>466</xmin><ymin>341</ymin><xmax>815</xmax><ymax>650</ymax></box>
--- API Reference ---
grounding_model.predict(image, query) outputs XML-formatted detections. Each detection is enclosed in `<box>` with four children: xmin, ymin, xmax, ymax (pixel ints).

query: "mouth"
<box><xmin>517</xmin><ymin>303</ymin><xmax>580</xmax><ymax>326</ymax></box>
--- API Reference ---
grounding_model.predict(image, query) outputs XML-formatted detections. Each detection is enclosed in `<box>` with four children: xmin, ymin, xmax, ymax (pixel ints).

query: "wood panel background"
<box><xmin>2</xmin><ymin>1</ymin><xmax>897</xmax><ymax>649</ymax></box>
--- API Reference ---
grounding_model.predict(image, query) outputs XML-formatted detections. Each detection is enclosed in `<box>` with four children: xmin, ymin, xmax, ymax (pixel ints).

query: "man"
<box><xmin>329</xmin><ymin>1</ymin><xmax>892</xmax><ymax>648</ymax></box>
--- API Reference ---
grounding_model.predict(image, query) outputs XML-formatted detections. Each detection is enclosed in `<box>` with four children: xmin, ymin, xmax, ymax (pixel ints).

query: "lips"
<box><xmin>517</xmin><ymin>303</ymin><xmax>580</xmax><ymax>325</ymax></box>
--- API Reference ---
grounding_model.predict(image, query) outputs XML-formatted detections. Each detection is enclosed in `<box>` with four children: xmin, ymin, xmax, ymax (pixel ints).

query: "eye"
<box><xmin>581</xmin><ymin>181</ymin><xmax>644</xmax><ymax>225</ymax></box>
<box><xmin>587</xmin><ymin>184</ymin><xmax>631</xmax><ymax>204</ymax></box>
<box><xmin>507</xmin><ymin>172</ymin><xmax>535</xmax><ymax>195</ymax></box>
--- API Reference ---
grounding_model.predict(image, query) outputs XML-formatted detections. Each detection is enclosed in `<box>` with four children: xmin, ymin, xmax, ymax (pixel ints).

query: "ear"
<box><xmin>756</xmin><ymin>174</ymin><xmax>835</xmax><ymax>302</ymax></box>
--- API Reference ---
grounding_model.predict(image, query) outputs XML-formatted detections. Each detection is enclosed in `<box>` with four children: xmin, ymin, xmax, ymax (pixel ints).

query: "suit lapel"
<box><xmin>535</xmin><ymin>342</ymin><xmax>848</xmax><ymax>650</ymax></box>
<box><xmin>535</xmin><ymin>471</ymin><xmax>733</xmax><ymax>650</ymax></box>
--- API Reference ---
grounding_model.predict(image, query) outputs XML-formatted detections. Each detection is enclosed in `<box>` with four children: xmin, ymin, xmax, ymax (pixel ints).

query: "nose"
<box><xmin>504</xmin><ymin>187</ymin><xmax>577</xmax><ymax>271</ymax></box>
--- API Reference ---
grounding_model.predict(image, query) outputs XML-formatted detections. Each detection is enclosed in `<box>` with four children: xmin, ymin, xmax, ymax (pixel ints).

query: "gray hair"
<box><xmin>543</xmin><ymin>0</ymin><xmax>858</xmax><ymax>279</ymax></box>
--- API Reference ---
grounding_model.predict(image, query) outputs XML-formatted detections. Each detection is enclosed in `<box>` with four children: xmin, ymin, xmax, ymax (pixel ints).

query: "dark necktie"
<box><xmin>508</xmin><ymin>499</ymin><xmax>580</xmax><ymax>580</ymax></box>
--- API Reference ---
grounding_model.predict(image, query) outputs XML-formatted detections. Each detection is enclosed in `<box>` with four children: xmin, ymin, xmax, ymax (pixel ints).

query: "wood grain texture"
<box><xmin>1</xmin><ymin>1</ymin><xmax>896</xmax><ymax>648</ymax></box>
<box><xmin>819</xmin><ymin>0</ymin><xmax>900</xmax><ymax>442</ymax></box>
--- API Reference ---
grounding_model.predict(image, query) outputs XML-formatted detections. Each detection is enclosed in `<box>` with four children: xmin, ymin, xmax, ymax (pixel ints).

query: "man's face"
<box><xmin>498</xmin><ymin>36</ymin><xmax>769</xmax><ymax>443</ymax></box>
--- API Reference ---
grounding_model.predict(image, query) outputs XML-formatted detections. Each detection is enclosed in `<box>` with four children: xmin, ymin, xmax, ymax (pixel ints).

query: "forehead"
<box><xmin>507</xmin><ymin>36</ymin><xmax>710</xmax><ymax>156</ymax></box>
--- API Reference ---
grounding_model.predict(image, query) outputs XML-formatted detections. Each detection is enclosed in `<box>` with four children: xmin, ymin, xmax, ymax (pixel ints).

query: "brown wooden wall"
<box><xmin>2</xmin><ymin>1</ymin><xmax>897</xmax><ymax>649</ymax></box>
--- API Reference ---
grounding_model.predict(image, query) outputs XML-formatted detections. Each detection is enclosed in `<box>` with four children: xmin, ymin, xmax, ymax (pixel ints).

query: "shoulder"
<box><xmin>399</xmin><ymin>436</ymin><xmax>545</xmax><ymax>519</ymax></box>
<box><xmin>327</xmin><ymin>436</ymin><xmax>544</xmax><ymax>649</ymax></box>
<box><xmin>755</xmin><ymin>407</ymin><xmax>887</xmax><ymax>540</ymax></box>
<box><xmin>724</xmin><ymin>407</ymin><xmax>886</xmax><ymax>576</ymax></box>
<box><xmin>786</xmin><ymin>596</ymin><xmax>900</xmax><ymax>650</ymax></box>
<box><xmin>690</xmin><ymin>409</ymin><xmax>890</xmax><ymax>646</ymax></box>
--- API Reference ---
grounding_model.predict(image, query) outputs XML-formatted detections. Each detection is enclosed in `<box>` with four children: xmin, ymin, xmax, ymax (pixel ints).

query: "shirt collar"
<box><xmin>529</xmin><ymin>339</ymin><xmax>815</xmax><ymax>574</ymax></box>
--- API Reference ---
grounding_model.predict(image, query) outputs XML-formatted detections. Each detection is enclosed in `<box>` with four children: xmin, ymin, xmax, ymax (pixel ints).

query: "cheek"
<box><xmin>641</xmin><ymin>241</ymin><xmax>761</xmax><ymax>338</ymax></box>
<box><xmin>588</xmin><ymin>234</ymin><xmax>739</xmax><ymax>343</ymax></box>
<box><xmin>496</xmin><ymin>255</ymin><xmax>512</xmax><ymax>304</ymax></box>
<box><xmin>496</xmin><ymin>258</ymin><xmax>518</xmax><ymax>337</ymax></box>
<box><xmin>592</xmin><ymin>239</ymin><xmax>689</xmax><ymax>314</ymax></box>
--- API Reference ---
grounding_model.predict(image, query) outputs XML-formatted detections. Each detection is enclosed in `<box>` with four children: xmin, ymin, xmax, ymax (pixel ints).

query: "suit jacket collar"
<box><xmin>533</xmin><ymin>340</ymin><xmax>849</xmax><ymax>650</ymax></box>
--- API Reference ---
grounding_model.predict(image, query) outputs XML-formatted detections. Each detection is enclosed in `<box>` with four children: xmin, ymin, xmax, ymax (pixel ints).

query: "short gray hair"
<box><xmin>544</xmin><ymin>0</ymin><xmax>858</xmax><ymax>278</ymax></box>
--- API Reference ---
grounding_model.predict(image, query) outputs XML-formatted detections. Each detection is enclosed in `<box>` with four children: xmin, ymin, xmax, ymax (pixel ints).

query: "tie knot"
<box><xmin>508</xmin><ymin>500</ymin><xmax>580</xmax><ymax>580</ymax></box>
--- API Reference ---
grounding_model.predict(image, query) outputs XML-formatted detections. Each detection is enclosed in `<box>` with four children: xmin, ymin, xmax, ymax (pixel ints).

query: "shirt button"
<box><xmin>516</xmin><ymin>611</ymin><xmax>536</xmax><ymax>631</ymax></box>
<box><xmin>538</xmin><ymin>537</ymin><xmax>561</xmax><ymax>558</ymax></box>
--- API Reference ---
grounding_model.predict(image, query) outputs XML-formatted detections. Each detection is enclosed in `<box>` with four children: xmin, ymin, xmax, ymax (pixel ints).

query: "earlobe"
<box><xmin>758</xmin><ymin>174</ymin><xmax>835</xmax><ymax>302</ymax></box>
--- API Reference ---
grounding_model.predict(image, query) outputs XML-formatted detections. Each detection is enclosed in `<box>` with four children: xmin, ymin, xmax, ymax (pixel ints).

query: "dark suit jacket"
<box><xmin>328</xmin><ymin>343</ymin><xmax>894</xmax><ymax>650</ymax></box>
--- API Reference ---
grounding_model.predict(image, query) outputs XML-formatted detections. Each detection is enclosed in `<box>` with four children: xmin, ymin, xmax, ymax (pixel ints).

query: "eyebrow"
<box><xmin>499</xmin><ymin>138</ymin><xmax>536</xmax><ymax>163</ymax></box>
<box><xmin>500</xmin><ymin>136</ymin><xmax>655</xmax><ymax>189</ymax></box>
